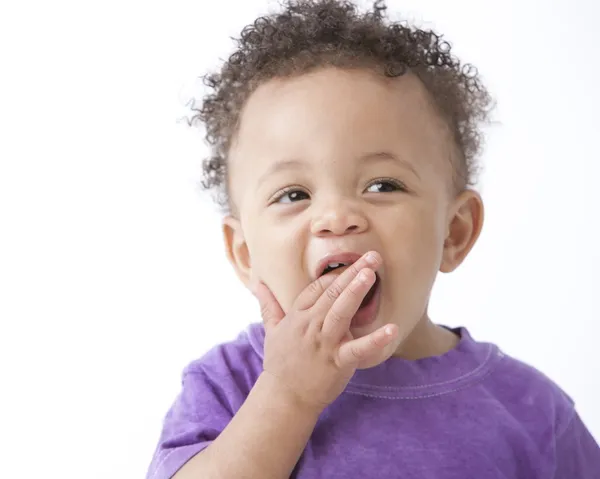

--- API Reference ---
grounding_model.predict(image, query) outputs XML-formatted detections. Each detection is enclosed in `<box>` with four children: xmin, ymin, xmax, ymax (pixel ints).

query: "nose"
<box><xmin>310</xmin><ymin>199</ymin><xmax>368</xmax><ymax>237</ymax></box>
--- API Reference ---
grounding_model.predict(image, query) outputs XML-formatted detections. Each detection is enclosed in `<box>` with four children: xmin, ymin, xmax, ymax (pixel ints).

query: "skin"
<box><xmin>223</xmin><ymin>66</ymin><xmax>484</xmax><ymax>364</ymax></box>
<box><xmin>176</xmin><ymin>257</ymin><xmax>396</xmax><ymax>479</ymax></box>
<box><xmin>173</xmin><ymin>66</ymin><xmax>485</xmax><ymax>479</ymax></box>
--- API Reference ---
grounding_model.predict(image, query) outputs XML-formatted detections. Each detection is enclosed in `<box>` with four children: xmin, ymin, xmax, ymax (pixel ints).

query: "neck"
<box><xmin>392</xmin><ymin>314</ymin><xmax>459</xmax><ymax>360</ymax></box>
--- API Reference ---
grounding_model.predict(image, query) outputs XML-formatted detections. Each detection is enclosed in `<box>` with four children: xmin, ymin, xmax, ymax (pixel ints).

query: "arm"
<box><xmin>173</xmin><ymin>372</ymin><xmax>321</xmax><ymax>479</ymax></box>
<box><xmin>553</xmin><ymin>411</ymin><xmax>600</xmax><ymax>478</ymax></box>
<box><xmin>165</xmin><ymin>251</ymin><xmax>396</xmax><ymax>478</ymax></box>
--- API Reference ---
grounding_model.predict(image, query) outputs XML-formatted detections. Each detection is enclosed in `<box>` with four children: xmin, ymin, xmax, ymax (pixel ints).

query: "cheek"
<box><xmin>383</xmin><ymin>205</ymin><xmax>446</xmax><ymax>276</ymax></box>
<box><xmin>247</xmin><ymin>227</ymin><xmax>308</xmax><ymax>311</ymax></box>
<box><xmin>379</xmin><ymin>208</ymin><xmax>445</xmax><ymax>320</ymax></box>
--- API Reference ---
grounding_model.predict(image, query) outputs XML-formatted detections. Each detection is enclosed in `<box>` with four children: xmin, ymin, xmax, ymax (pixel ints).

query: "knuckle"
<box><xmin>308</xmin><ymin>280</ymin><xmax>322</xmax><ymax>295</ymax></box>
<box><xmin>326</xmin><ymin>283</ymin><xmax>344</xmax><ymax>301</ymax></box>
<box><xmin>350</xmin><ymin>344</ymin><xmax>363</xmax><ymax>360</ymax></box>
<box><xmin>346</xmin><ymin>279</ymin><xmax>362</xmax><ymax>295</ymax></box>
<box><xmin>348</xmin><ymin>263</ymin><xmax>361</xmax><ymax>277</ymax></box>
<box><xmin>327</xmin><ymin>308</ymin><xmax>343</xmax><ymax>326</ymax></box>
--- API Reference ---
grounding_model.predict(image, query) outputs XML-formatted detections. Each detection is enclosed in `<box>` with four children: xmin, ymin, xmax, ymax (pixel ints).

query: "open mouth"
<box><xmin>359</xmin><ymin>273</ymin><xmax>380</xmax><ymax>309</ymax></box>
<box><xmin>319</xmin><ymin>261</ymin><xmax>381</xmax><ymax>310</ymax></box>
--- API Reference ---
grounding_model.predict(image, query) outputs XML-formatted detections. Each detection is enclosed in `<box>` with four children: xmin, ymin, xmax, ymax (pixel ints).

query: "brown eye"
<box><xmin>276</xmin><ymin>189</ymin><xmax>310</xmax><ymax>204</ymax></box>
<box><xmin>365</xmin><ymin>179</ymin><xmax>404</xmax><ymax>193</ymax></box>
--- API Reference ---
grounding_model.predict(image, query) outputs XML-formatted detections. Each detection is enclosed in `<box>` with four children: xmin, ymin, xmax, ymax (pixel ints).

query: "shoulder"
<box><xmin>144</xmin><ymin>324</ymin><xmax>265</xmax><ymax>479</ymax></box>
<box><xmin>488</xmin><ymin>352</ymin><xmax>600</xmax><ymax>474</ymax></box>
<box><xmin>484</xmin><ymin>348</ymin><xmax>575</xmax><ymax>437</ymax></box>
<box><xmin>181</xmin><ymin>322</ymin><xmax>265</xmax><ymax>398</ymax></box>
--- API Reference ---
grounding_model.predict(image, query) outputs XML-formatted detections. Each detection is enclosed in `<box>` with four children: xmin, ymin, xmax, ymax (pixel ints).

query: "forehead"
<box><xmin>228</xmin><ymin>67</ymin><xmax>453</xmax><ymax>197</ymax></box>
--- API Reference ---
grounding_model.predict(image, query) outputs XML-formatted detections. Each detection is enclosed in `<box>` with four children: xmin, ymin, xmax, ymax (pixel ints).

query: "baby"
<box><xmin>146</xmin><ymin>1</ymin><xmax>600</xmax><ymax>478</ymax></box>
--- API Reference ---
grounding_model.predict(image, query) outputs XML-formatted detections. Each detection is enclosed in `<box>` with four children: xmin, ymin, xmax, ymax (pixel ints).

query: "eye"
<box><xmin>272</xmin><ymin>187</ymin><xmax>310</xmax><ymax>204</ymax></box>
<box><xmin>365</xmin><ymin>178</ymin><xmax>406</xmax><ymax>193</ymax></box>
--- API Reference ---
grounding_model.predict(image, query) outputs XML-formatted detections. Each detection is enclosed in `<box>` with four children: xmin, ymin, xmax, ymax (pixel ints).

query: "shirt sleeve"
<box><xmin>554</xmin><ymin>411</ymin><xmax>600</xmax><ymax>478</ymax></box>
<box><xmin>145</xmin><ymin>335</ymin><xmax>262</xmax><ymax>479</ymax></box>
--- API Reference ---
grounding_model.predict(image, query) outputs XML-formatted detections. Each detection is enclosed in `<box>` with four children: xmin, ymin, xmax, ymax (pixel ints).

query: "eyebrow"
<box><xmin>359</xmin><ymin>151</ymin><xmax>421</xmax><ymax>179</ymax></box>
<box><xmin>257</xmin><ymin>159</ymin><xmax>306</xmax><ymax>189</ymax></box>
<box><xmin>256</xmin><ymin>150</ymin><xmax>419</xmax><ymax>188</ymax></box>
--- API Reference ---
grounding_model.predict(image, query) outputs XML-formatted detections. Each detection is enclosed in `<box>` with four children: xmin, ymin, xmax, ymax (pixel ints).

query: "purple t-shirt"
<box><xmin>146</xmin><ymin>323</ymin><xmax>600</xmax><ymax>478</ymax></box>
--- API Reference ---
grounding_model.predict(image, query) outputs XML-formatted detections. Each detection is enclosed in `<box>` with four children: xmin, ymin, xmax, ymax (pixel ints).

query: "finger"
<box><xmin>293</xmin><ymin>273</ymin><xmax>339</xmax><ymax>311</ymax></box>
<box><xmin>302</xmin><ymin>251</ymin><xmax>381</xmax><ymax>313</ymax></box>
<box><xmin>321</xmin><ymin>268</ymin><xmax>376</xmax><ymax>339</ymax></box>
<box><xmin>336</xmin><ymin>324</ymin><xmax>397</xmax><ymax>368</ymax></box>
<box><xmin>253</xmin><ymin>281</ymin><xmax>285</xmax><ymax>330</ymax></box>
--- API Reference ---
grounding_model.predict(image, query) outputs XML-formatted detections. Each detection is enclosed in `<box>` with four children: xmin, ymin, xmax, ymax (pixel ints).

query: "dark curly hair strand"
<box><xmin>186</xmin><ymin>0</ymin><xmax>493</xmax><ymax>211</ymax></box>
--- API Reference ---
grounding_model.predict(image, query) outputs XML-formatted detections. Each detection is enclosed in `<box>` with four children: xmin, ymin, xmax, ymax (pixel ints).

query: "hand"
<box><xmin>252</xmin><ymin>251</ymin><xmax>398</xmax><ymax>413</ymax></box>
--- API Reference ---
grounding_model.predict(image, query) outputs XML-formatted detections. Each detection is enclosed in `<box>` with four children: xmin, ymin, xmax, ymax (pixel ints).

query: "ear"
<box><xmin>440</xmin><ymin>189</ymin><xmax>484</xmax><ymax>273</ymax></box>
<box><xmin>222</xmin><ymin>215</ymin><xmax>253</xmax><ymax>288</ymax></box>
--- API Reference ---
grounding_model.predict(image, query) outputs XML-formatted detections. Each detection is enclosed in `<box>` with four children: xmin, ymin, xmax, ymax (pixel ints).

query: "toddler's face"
<box><xmin>224</xmin><ymin>67</ymin><xmax>479</xmax><ymax>344</ymax></box>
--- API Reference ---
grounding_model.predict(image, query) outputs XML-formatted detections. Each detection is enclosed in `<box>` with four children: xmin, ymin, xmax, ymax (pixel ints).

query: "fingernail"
<box><xmin>358</xmin><ymin>270</ymin><xmax>369</xmax><ymax>282</ymax></box>
<box><xmin>365</xmin><ymin>252</ymin><xmax>378</xmax><ymax>265</ymax></box>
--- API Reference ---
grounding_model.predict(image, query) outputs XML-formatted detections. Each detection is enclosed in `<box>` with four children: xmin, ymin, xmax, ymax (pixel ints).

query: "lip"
<box><xmin>313</xmin><ymin>251</ymin><xmax>364</xmax><ymax>280</ymax></box>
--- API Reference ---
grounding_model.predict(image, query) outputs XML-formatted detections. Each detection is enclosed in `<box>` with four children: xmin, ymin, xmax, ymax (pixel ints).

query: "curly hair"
<box><xmin>186</xmin><ymin>0</ymin><xmax>493</xmax><ymax>211</ymax></box>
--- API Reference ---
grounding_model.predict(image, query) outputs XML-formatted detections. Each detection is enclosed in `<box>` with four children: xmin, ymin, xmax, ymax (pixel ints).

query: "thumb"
<box><xmin>252</xmin><ymin>281</ymin><xmax>285</xmax><ymax>330</ymax></box>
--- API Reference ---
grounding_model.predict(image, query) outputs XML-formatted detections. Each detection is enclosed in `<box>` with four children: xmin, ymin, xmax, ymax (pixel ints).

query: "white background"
<box><xmin>1</xmin><ymin>0</ymin><xmax>599</xmax><ymax>477</ymax></box>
